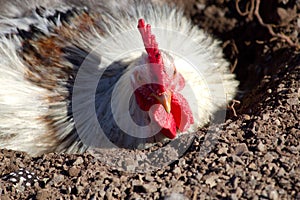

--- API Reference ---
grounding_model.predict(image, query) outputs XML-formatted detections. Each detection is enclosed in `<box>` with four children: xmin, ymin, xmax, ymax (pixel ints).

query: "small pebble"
<box><xmin>248</xmin><ymin>163</ymin><xmax>257</xmax><ymax>170</ymax></box>
<box><xmin>143</xmin><ymin>183</ymin><xmax>157</xmax><ymax>193</ymax></box>
<box><xmin>267</xmin><ymin>89</ymin><xmax>272</xmax><ymax>93</ymax></box>
<box><xmin>73</xmin><ymin>157</ymin><xmax>84</xmax><ymax>165</ymax></box>
<box><xmin>243</xmin><ymin>114</ymin><xmax>251</xmax><ymax>121</ymax></box>
<box><xmin>235</xmin><ymin>143</ymin><xmax>249</xmax><ymax>156</ymax></box>
<box><xmin>236</xmin><ymin>187</ymin><xmax>243</xmax><ymax>198</ymax></box>
<box><xmin>217</xmin><ymin>147</ymin><xmax>228</xmax><ymax>155</ymax></box>
<box><xmin>68</xmin><ymin>166</ymin><xmax>80</xmax><ymax>177</ymax></box>
<box><xmin>257</xmin><ymin>141</ymin><xmax>266</xmax><ymax>152</ymax></box>
<box><xmin>173</xmin><ymin>167</ymin><xmax>181</xmax><ymax>175</ymax></box>
<box><xmin>205</xmin><ymin>175</ymin><xmax>218</xmax><ymax>188</ymax></box>
<box><xmin>274</xmin><ymin>119</ymin><xmax>281</xmax><ymax>126</ymax></box>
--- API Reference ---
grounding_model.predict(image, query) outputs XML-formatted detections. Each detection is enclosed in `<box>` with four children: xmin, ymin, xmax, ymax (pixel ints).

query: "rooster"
<box><xmin>0</xmin><ymin>0</ymin><xmax>239</xmax><ymax>155</ymax></box>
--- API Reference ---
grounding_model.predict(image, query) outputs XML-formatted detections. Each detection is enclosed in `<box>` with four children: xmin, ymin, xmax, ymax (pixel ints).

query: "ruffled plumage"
<box><xmin>0</xmin><ymin>0</ymin><xmax>239</xmax><ymax>155</ymax></box>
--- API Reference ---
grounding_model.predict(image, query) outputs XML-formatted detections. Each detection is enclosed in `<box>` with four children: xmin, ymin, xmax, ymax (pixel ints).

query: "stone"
<box><xmin>68</xmin><ymin>166</ymin><xmax>80</xmax><ymax>177</ymax></box>
<box><xmin>257</xmin><ymin>141</ymin><xmax>266</xmax><ymax>152</ymax></box>
<box><xmin>235</xmin><ymin>143</ymin><xmax>249</xmax><ymax>156</ymax></box>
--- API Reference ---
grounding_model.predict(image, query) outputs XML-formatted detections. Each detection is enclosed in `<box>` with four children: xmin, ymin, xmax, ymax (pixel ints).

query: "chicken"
<box><xmin>0</xmin><ymin>0</ymin><xmax>239</xmax><ymax>155</ymax></box>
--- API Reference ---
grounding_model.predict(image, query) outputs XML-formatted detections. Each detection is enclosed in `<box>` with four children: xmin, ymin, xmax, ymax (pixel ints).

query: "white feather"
<box><xmin>0</xmin><ymin>37</ymin><xmax>54</xmax><ymax>154</ymax></box>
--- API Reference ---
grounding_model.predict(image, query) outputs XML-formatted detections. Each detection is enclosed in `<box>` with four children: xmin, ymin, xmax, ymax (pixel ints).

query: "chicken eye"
<box><xmin>173</xmin><ymin>67</ymin><xmax>177</xmax><ymax>76</ymax></box>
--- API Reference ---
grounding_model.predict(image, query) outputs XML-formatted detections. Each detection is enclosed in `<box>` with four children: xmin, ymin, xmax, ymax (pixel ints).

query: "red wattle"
<box><xmin>153</xmin><ymin>105</ymin><xmax>177</xmax><ymax>139</ymax></box>
<box><xmin>170</xmin><ymin>93</ymin><xmax>194</xmax><ymax>132</ymax></box>
<box><xmin>152</xmin><ymin>93</ymin><xmax>193</xmax><ymax>139</ymax></box>
<box><xmin>161</xmin><ymin>128</ymin><xmax>176</xmax><ymax>139</ymax></box>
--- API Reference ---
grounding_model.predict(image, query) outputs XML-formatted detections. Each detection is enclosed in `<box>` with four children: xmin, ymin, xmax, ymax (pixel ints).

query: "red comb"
<box><xmin>138</xmin><ymin>19</ymin><xmax>166</xmax><ymax>90</ymax></box>
<box><xmin>137</xmin><ymin>19</ymin><xmax>164</xmax><ymax>68</ymax></box>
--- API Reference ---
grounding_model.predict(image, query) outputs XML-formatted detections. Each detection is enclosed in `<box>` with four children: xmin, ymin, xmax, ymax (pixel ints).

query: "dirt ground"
<box><xmin>0</xmin><ymin>0</ymin><xmax>299</xmax><ymax>199</ymax></box>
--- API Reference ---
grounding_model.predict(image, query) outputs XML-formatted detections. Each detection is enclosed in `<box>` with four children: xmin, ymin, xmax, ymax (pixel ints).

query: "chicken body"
<box><xmin>0</xmin><ymin>0</ymin><xmax>239</xmax><ymax>155</ymax></box>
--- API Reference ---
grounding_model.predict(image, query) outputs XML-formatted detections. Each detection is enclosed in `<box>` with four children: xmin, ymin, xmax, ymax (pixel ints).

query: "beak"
<box><xmin>153</xmin><ymin>91</ymin><xmax>172</xmax><ymax>113</ymax></box>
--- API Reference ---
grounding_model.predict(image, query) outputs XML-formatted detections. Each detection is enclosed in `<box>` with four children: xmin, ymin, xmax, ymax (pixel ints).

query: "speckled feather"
<box><xmin>1</xmin><ymin>168</ymin><xmax>40</xmax><ymax>187</ymax></box>
<box><xmin>0</xmin><ymin>0</ymin><xmax>239</xmax><ymax>155</ymax></box>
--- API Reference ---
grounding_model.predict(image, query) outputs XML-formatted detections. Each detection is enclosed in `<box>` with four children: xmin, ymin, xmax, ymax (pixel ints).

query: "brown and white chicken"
<box><xmin>0</xmin><ymin>0</ymin><xmax>239</xmax><ymax>155</ymax></box>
